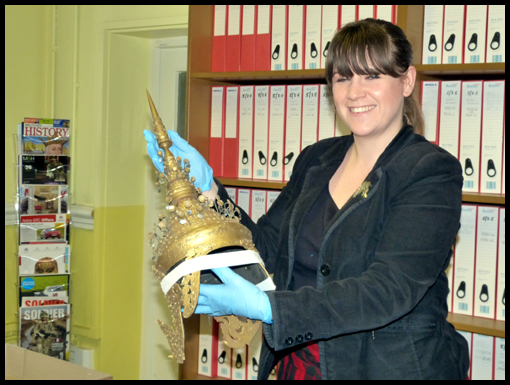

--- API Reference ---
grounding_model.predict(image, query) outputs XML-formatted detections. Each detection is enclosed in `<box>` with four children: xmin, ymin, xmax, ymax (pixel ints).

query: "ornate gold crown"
<box><xmin>146</xmin><ymin>91</ymin><xmax>270</xmax><ymax>364</ymax></box>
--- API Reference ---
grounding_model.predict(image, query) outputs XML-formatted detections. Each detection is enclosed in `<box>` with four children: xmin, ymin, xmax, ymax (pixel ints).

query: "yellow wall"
<box><xmin>5</xmin><ymin>5</ymin><xmax>189</xmax><ymax>380</ymax></box>
<box><xmin>5</xmin><ymin>3</ymin><xmax>53</xmax><ymax>342</ymax></box>
<box><xmin>5</xmin><ymin>5</ymin><xmax>53</xmax><ymax>200</ymax></box>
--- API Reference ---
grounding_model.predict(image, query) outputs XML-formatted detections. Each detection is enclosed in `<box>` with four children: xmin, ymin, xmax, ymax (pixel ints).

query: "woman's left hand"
<box><xmin>195</xmin><ymin>267</ymin><xmax>273</xmax><ymax>324</ymax></box>
<box><xmin>143</xmin><ymin>129</ymin><xmax>213</xmax><ymax>192</ymax></box>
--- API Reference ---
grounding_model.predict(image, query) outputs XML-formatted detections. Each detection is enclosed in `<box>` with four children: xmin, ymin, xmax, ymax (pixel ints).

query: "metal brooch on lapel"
<box><xmin>145</xmin><ymin>91</ymin><xmax>272</xmax><ymax>364</ymax></box>
<box><xmin>353</xmin><ymin>181</ymin><xmax>371</xmax><ymax>199</ymax></box>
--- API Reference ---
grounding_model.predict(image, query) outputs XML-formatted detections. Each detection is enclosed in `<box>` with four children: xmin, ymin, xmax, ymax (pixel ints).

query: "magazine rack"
<box><xmin>15</xmin><ymin>119</ymin><xmax>72</xmax><ymax>361</ymax></box>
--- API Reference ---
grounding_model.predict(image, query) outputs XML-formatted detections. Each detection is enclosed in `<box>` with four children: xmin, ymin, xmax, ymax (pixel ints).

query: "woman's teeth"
<box><xmin>349</xmin><ymin>106</ymin><xmax>375</xmax><ymax>113</ymax></box>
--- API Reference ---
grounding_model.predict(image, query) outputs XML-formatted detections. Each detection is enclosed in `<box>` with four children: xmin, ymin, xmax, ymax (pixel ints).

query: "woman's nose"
<box><xmin>346</xmin><ymin>78</ymin><xmax>366</xmax><ymax>100</ymax></box>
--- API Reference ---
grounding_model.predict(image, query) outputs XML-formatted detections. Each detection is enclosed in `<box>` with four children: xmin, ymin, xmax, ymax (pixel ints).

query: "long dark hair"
<box><xmin>325</xmin><ymin>18</ymin><xmax>424</xmax><ymax>135</ymax></box>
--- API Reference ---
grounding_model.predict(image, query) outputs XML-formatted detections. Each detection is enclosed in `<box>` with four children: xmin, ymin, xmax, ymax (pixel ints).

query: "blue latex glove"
<box><xmin>143</xmin><ymin>129</ymin><xmax>213</xmax><ymax>192</ymax></box>
<box><xmin>195</xmin><ymin>267</ymin><xmax>273</xmax><ymax>324</ymax></box>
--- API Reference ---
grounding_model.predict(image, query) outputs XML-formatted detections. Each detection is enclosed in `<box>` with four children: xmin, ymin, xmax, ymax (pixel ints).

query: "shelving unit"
<box><xmin>183</xmin><ymin>5</ymin><xmax>505</xmax><ymax>380</ymax></box>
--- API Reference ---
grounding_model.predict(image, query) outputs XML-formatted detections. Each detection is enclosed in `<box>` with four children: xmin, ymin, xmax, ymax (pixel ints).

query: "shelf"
<box><xmin>217</xmin><ymin>177</ymin><xmax>286</xmax><ymax>190</ymax></box>
<box><xmin>414</xmin><ymin>63</ymin><xmax>505</xmax><ymax>76</ymax></box>
<box><xmin>192</xmin><ymin>69</ymin><xmax>327</xmax><ymax>83</ymax></box>
<box><xmin>462</xmin><ymin>193</ymin><xmax>505</xmax><ymax>205</ymax></box>
<box><xmin>448</xmin><ymin>313</ymin><xmax>505</xmax><ymax>339</ymax></box>
<box><xmin>191</xmin><ymin>62</ymin><xmax>506</xmax><ymax>82</ymax></box>
<box><xmin>218</xmin><ymin>178</ymin><xmax>505</xmax><ymax>205</ymax></box>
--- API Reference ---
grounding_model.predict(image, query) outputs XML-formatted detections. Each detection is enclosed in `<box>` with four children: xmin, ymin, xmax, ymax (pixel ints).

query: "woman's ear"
<box><xmin>402</xmin><ymin>66</ymin><xmax>417</xmax><ymax>97</ymax></box>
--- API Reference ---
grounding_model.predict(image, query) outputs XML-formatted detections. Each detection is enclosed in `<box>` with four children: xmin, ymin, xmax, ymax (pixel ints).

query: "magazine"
<box><xmin>21</xmin><ymin>296</ymin><xmax>69</xmax><ymax>307</ymax></box>
<box><xmin>19</xmin><ymin>214</ymin><xmax>67</xmax><ymax>244</ymax></box>
<box><xmin>19</xmin><ymin>244</ymin><xmax>71</xmax><ymax>276</ymax></box>
<box><xmin>21</xmin><ymin>118</ymin><xmax>70</xmax><ymax>155</ymax></box>
<box><xmin>20</xmin><ymin>155</ymin><xmax>70</xmax><ymax>185</ymax></box>
<box><xmin>19</xmin><ymin>185</ymin><xmax>68</xmax><ymax>215</ymax></box>
<box><xmin>19</xmin><ymin>304</ymin><xmax>71</xmax><ymax>360</ymax></box>
<box><xmin>19</xmin><ymin>275</ymin><xmax>70</xmax><ymax>307</ymax></box>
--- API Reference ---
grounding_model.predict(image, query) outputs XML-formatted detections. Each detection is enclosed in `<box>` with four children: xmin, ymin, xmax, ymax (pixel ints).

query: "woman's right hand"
<box><xmin>143</xmin><ymin>129</ymin><xmax>214</xmax><ymax>192</ymax></box>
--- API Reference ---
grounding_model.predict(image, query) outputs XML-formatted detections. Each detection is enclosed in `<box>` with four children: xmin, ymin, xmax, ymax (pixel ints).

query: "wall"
<box><xmin>5</xmin><ymin>5</ymin><xmax>189</xmax><ymax>380</ymax></box>
<box><xmin>5</xmin><ymin>3</ymin><xmax>53</xmax><ymax>343</ymax></box>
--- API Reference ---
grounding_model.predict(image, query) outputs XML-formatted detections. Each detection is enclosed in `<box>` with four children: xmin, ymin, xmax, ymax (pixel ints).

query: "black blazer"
<box><xmin>216</xmin><ymin>124</ymin><xmax>469</xmax><ymax>380</ymax></box>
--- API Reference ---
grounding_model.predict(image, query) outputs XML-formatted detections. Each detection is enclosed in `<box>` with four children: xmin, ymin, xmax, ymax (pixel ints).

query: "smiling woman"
<box><xmin>325</xmin><ymin>18</ymin><xmax>424</xmax><ymax>136</ymax></box>
<box><xmin>150</xmin><ymin>17</ymin><xmax>469</xmax><ymax>380</ymax></box>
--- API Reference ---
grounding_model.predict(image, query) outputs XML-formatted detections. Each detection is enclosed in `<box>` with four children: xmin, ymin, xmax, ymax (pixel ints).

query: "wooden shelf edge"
<box><xmin>447</xmin><ymin>313</ymin><xmax>505</xmax><ymax>338</ymax></box>
<box><xmin>191</xmin><ymin>63</ymin><xmax>505</xmax><ymax>81</ymax></box>
<box><xmin>414</xmin><ymin>63</ymin><xmax>505</xmax><ymax>76</ymax></box>
<box><xmin>462</xmin><ymin>193</ymin><xmax>505</xmax><ymax>205</ymax></box>
<box><xmin>218</xmin><ymin>179</ymin><xmax>505</xmax><ymax>205</ymax></box>
<box><xmin>217</xmin><ymin>177</ymin><xmax>286</xmax><ymax>190</ymax></box>
<box><xmin>192</xmin><ymin>69</ymin><xmax>327</xmax><ymax>82</ymax></box>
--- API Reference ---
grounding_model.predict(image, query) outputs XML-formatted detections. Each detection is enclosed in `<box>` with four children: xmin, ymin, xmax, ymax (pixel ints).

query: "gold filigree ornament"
<box><xmin>353</xmin><ymin>181</ymin><xmax>371</xmax><ymax>199</ymax></box>
<box><xmin>146</xmin><ymin>91</ymin><xmax>275</xmax><ymax>364</ymax></box>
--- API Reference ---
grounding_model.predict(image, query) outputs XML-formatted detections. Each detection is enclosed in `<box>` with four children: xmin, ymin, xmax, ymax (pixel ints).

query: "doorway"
<box><xmin>141</xmin><ymin>35</ymin><xmax>187</xmax><ymax>380</ymax></box>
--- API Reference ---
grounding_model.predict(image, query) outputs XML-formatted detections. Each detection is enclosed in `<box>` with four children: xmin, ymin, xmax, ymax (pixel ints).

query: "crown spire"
<box><xmin>146</xmin><ymin>90</ymin><xmax>173</xmax><ymax>164</ymax></box>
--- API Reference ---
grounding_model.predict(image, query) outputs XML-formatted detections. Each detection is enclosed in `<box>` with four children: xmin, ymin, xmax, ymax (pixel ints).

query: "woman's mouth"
<box><xmin>348</xmin><ymin>105</ymin><xmax>376</xmax><ymax>113</ymax></box>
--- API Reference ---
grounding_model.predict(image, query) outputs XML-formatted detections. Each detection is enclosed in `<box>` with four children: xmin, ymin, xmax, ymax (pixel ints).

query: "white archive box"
<box><xmin>474</xmin><ymin>206</ymin><xmax>499</xmax><ymax>319</ymax></box>
<box><xmin>495</xmin><ymin>208</ymin><xmax>505</xmax><ymax>321</ymax></box>
<box><xmin>320</xmin><ymin>5</ymin><xmax>338</xmax><ymax>69</ymax></box>
<box><xmin>422</xmin><ymin>5</ymin><xmax>444</xmax><ymax>65</ymax></box>
<box><xmin>486</xmin><ymin>5</ymin><xmax>505</xmax><ymax>64</ymax></box>
<box><xmin>318</xmin><ymin>84</ymin><xmax>336</xmax><ymax>141</ymax></box>
<box><xmin>340</xmin><ymin>5</ymin><xmax>356</xmax><ymax>28</ymax></box>
<box><xmin>459</xmin><ymin>81</ymin><xmax>483</xmax><ymax>193</ymax></box>
<box><xmin>223</xmin><ymin>86</ymin><xmax>240</xmax><ymax>179</ymax></box>
<box><xmin>216</xmin><ymin>323</ymin><xmax>232</xmax><ymax>379</ymax></box>
<box><xmin>284</xmin><ymin>85</ymin><xmax>303</xmax><ymax>182</ymax></box>
<box><xmin>231</xmin><ymin>346</ymin><xmax>247</xmax><ymax>380</ymax></box>
<box><xmin>305</xmin><ymin>5</ymin><xmax>321</xmax><ymax>70</ymax></box>
<box><xmin>470</xmin><ymin>333</ymin><xmax>494</xmax><ymax>380</ymax></box>
<box><xmin>271</xmin><ymin>5</ymin><xmax>287</xmax><ymax>71</ymax></box>
<box><xmin>358</xmin><ymin>5</ymin><xmax>374</xmax><ymax>20</ymax></box>
<box><xmin>238</xmin><ymin>86</ymin><xmax>254</xmax><ymax>179</ymax></box>
<box><xmin>251</xmin><ymin>190</ymin><xmax>267</xmax><ymax>224</ymax></box>
<box><xmin>463</xmin><ymin>5</ymin><xmax>488</xmax><ymax>64</ymax></box>
<box><xmin>438</xmin><ymin>81</ymin><xmax>461</xmax><ymax>158</ymax></box>
<box><xmin>287</xmin><ymin>5</ymin><xmax>304</xmax><ymax>71</ymax></box>
<box><xmin>442</xmin><ymin>5</ymin><xmax>465</xmax><ymax>64</ymax></box>
<box><xmin>197</xmin><ymin>314</ymin><xmax>218</xmax><ymax>378</ymax></box>
<box><xmin>420</xmin><ymin>81</ymin><xmax>440</xmax><ymax>144</ymax></box>
<box><xmin>453</xmin><ymin>205</ymin><xmax>477</xmax><ymax>316</ymax></box>
<box><xmin>236</xmin><ymin>188</ymin><xmax>251</xmax><ymax>217</ymax></box>
<box><xmin>253</xmin><ymin>86</ymin><xmax>270</xmax><ymax>180</ymax></box>
<box><xmin>301</xmin><ymin>85</ymin><xmax>319</xmax><ymax>151</ymax></box>
<box><xmin>268</xmin><ymin>85</ymin><xmax>286</xmax><ymax>182</ymax></box>
<box><xmin>480</xmin><ymin>80</ymin><xmax>505</xmax><ymax>194</ymax></box>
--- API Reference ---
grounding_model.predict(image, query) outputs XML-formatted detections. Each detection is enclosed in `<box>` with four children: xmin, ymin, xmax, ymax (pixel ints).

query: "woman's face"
<box><xmin>332</xmin><ymin>66</ymin><xmax>416</xmax><ymax>141</ymax></box>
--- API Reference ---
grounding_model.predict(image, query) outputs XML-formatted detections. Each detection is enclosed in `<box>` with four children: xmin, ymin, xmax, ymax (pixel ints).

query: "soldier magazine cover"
<box><xmin>19</xmin><ymin>303</ymin><xmax>70</xmax><ymax>360</ymax></box>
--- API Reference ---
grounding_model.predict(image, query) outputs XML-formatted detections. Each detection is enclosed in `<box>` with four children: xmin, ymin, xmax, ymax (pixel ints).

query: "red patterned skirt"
<box><xmin>277</xmin><ymin>341</ymin><xmax>321</xmax><ymax>380</ymax></box>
